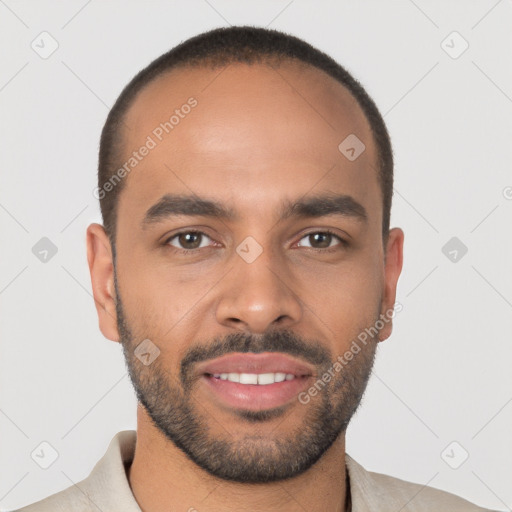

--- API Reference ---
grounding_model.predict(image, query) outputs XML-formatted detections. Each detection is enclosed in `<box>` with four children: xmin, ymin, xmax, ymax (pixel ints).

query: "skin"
<box><xmin>87</xmin><ymin>61</ymin><xmax>403</xmax><ymax>512</ymax></box>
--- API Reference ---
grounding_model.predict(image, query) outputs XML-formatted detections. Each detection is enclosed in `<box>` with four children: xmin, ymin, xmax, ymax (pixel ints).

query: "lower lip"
<box><xmin>202</xmin><ymin>375</ymin><xmax>311</xmax><ymax>411</ymax></box>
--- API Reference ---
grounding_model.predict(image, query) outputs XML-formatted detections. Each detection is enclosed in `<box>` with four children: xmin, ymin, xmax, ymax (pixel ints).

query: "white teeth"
<box><xmin>211</xmin><ymin>372</ymin><xmax>297</xmax><ymax>385</ymax></box>
<box><xmin>257</xmin><ymin>373</ymin><xmax>275</xmax><ymax>385</ymax></box>
<box><xmin>239</xmin><ymin>373</ymin><xmax>258</xmax><ymax>384</ymax></box>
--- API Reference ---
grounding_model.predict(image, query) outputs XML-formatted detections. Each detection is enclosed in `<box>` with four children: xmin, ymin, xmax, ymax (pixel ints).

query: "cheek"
<box><xmin>294</xmin><ymin>258</ymin><xmax>383</xmax><ymax>334</ymax></box>
<box><xmin>117</xmin><ymin>261</ymin><xmax>221</xmax><ymax>364</ymax></box>
<box><xmin>301</xmin><ymin>256</ymin><xmax>382</xmax><ymax>302</ymax></box>
<box><xmin>120</xmin><ymin>256</ymin><xmax>213</xmax><ymax>322</ymax></box>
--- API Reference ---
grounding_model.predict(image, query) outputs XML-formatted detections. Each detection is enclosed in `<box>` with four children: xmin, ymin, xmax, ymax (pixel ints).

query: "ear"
<box><xmin>86</xmin><ymin>223</ymin><xmax>120</xmax><ymax>342</ymax></box>
<box><xmin>379</xmin><ymin>227</ymin><xmax>404</xmax><ymax>342</ymax></box>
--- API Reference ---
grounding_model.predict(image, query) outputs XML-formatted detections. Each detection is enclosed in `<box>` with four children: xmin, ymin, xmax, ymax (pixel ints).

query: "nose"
<box><xmin>215</xmin><ymin>246</ymin><xmax>303</xmax><ymax>334</ymax></box>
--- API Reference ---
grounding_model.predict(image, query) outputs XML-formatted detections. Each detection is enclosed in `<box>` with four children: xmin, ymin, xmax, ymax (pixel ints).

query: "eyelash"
<box><xmin>164</xmin><ymin>229</ymin><xmax>348</xmax><ymax>255</ymax></box>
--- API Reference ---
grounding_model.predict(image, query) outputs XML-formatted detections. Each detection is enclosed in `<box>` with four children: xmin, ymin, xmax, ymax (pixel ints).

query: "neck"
<box><xmin>127</xmin><ymin>405</ymin><xmax>349</xmax><ymax>512</ymax></box>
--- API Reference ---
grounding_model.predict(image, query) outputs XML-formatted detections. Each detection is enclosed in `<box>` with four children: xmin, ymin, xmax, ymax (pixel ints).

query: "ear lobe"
<box><xmin>86</xmin><ymin>223</ymin><xmax>120</xmax><ymax>342</ymax></box>
<box><xmin>379</xmin><ymin>228</ymin><xmax>404</xmax><ymax>342</ymax></box>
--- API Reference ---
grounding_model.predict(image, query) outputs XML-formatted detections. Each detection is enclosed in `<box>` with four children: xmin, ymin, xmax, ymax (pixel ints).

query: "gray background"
<box><xmin>0</xmin><ymin>0</ymin><xmax>511</xmax><ymax>510</ymax></box>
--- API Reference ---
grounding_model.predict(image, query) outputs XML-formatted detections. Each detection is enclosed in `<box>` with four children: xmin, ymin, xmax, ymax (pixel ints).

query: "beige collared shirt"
<box><xmin>14</xmin><ymin>430</ymin><xmax>496</xmax><ymax>512</ymax></box>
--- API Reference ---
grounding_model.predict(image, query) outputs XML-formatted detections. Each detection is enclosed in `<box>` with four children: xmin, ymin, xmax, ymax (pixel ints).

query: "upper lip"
<box><xmin>196</xmin><ymin>352</ymin><xmax>315</xmax><ymax>377</ymax></box>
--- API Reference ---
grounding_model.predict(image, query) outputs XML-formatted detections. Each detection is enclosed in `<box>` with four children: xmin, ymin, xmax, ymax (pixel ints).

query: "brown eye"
<box><xmin>167</xmin><ymin>231</ymin><xmax>211</xmax><ymax>250</ymax></box>
<box><xmin>310</xmin><ymin>233</ymin><xmax>331</xmax><ymax>248</ymax></box>
<box><xmin>297</xmin><ymin>231</ymin><xmax>344</xmax><ymax>250</ymax></box>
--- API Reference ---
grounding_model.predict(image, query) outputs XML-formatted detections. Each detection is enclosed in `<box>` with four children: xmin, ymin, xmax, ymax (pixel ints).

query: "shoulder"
<box><xmin>11</xmin><ymin>431</ymin><xmax>139</xmax><ymax>512</ymax></box>
<box><xmin>11</xmin><ymin>482</ymin><xmax>93</xmax><ymax>512</ymax></box>
<box><xmin>346</xmin><ymin>454</ymin><xmax>497</xmax><ymax>512</ymax></box>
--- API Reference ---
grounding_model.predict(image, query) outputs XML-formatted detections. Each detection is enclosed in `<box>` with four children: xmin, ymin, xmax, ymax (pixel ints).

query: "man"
<box><xmin>16</xmin><ymin>26</ymin><xmax>494</xmax><ymax>512</ymax></box>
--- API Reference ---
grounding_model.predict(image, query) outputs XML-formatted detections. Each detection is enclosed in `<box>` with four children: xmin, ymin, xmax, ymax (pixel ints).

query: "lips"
<box><xmin>196</xmin><ymin>352</ymin><xmax>314</xmax><ymax>378</ymax></box>
<box><xmin>195</xmin><ymin>352</ymin><xmax>315</xmax><ymax>412</ymax></box>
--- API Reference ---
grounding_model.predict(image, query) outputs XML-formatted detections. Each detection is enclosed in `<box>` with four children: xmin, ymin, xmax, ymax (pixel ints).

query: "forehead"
<box><xmin>117</xmin><ymin>61</ymin><xmax>380</xmax><ymax>228</ymax></box>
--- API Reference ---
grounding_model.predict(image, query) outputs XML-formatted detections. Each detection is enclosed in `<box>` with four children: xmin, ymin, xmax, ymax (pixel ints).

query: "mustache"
<box><xmin>180</xmin><ymin>329</ymin><xmax>332</xmax><ymax>384</ymax></box>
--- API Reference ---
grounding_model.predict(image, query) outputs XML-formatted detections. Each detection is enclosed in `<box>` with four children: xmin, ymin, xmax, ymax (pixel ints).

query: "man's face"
<box><xmin>95</xmin><ymin>62</ymin><xmax>402</xmax><ymax>482</ymax></box>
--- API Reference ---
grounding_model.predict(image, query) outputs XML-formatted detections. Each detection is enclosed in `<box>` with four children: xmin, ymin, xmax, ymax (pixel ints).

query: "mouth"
<box><xmin>208</xmin><ymin>372</ymin><xmax>299</xmax><ymax>384</ymax></box>
<box><xmin>196</xmin><ymin>352</ymin><xmax>314</xmax><ymax>412</ymax></box>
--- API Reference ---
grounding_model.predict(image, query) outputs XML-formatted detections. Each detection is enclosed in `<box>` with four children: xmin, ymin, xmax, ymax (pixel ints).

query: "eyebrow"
<box><xmin>141</xmin><ymin>193</ymin><xmax>367</xmax><ymax>229</ymax></box>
